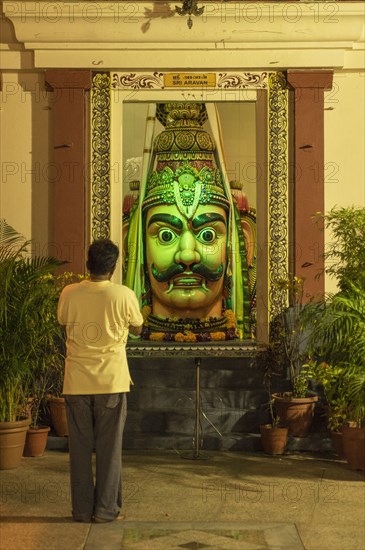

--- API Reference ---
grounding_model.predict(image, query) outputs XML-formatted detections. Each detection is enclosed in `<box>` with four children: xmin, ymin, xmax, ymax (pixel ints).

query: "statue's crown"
<box><xmin>143</xmin><ymin>103</ymin><xmax>229</xmax><ymax>218</ymax></box>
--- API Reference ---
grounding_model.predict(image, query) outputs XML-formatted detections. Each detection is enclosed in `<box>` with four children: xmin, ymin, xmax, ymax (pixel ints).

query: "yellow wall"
<box><xmin>325</xmin><ymin>71</ymin><xmax>365</xmax><ymax>208</ymax></box>
<box><xmin>215</xmin><ymin>103</ymin><xmax>257</xmax><ymax>208</ymax></box>
<box><xmin>0</xmin><ymin>72</ymin><xmax>52</xmax><ymax>252</ymax></box>
<box><xmin>324</xmin><ymin>70</ymin><xmax>365</xmax><ymax>293</ymax></box>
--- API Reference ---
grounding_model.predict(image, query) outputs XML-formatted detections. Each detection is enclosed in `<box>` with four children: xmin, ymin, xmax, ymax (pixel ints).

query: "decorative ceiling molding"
<box><xmin>2</xmin><ymin>2</ymin><xmax>364</xmax><ymax>69</ymax></box>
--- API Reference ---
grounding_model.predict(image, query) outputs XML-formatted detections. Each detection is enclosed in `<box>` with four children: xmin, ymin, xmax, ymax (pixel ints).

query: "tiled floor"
<box><xmin>0</xmin><ymin>450</ymin><xmax>364</xmax><ymax>550</ymax></box>
<box><xmin>85</xmin><ymin>521</ymin><xmax>304</xmax><ymax>550</ymax></box>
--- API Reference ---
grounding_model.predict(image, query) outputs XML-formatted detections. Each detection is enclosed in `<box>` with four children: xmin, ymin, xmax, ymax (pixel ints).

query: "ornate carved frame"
<box><xmin>90</xmin><ymin>70</ymin><xmax>289</xmax><ymax>342</ymax></box>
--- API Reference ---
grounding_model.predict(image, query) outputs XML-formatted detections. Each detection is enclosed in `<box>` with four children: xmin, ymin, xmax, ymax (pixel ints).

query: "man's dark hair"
<box><xmin>86</xmin><ymin>239</ymin><xmax>119</xmax><ymax>275</ymax></box>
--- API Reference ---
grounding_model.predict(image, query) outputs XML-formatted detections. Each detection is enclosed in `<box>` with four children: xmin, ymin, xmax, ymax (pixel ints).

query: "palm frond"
<box><xmin>0</xmin><ymin>219</ymin><xmax>25</xmax><ymax>246</ymax></box>
<box><xmin>0</xmin><ymin>219</ymin><xmax>29</xmax><ymax>262</ymax></box>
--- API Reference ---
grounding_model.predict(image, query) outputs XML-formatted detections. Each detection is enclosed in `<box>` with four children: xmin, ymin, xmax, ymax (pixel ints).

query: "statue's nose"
<box><xmin>175</xmin><ymin>230</ymin><xmax>200</xmax><ymax>266</ymax></box>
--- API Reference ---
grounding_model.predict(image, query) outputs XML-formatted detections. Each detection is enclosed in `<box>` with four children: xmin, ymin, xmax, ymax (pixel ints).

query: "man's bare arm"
<box><xmin>129</xmin><ymin>324</ymin><xmax>143</xmax><ymax>336</ymax></box>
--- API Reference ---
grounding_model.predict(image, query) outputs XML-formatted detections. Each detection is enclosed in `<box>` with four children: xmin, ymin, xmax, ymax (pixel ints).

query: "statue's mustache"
<box><xmin>151</xmin><ymin>263</ymin><xmax>224</xmax><ymax>283</ymax></box>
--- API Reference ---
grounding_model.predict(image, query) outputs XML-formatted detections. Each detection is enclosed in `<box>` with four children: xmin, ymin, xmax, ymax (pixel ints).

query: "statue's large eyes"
<box><xmin>158</xmin><ymin>228</ymin><xmax>177</xmax><ymax>244</ymax></box>
<box><xmin>197</xmin><ymin>228</ymin><xmax>216</xmax><ymax>244</ymax></box>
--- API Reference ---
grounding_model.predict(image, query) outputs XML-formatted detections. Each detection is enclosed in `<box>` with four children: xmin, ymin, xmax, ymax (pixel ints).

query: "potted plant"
<box><xmin>271</xmin><ymin>276</ymin><xmax>318</xmax><ymax>437</ymax></box>
<box><xmin>0</xmin><ymin>221</ymin><xmax>62</xmax><ymax>468</ymax></box>
<box><xmin>305</xmin><ymin>284</ymin><xmax>365</xmax><ymax>470</ymax></box>
<box><xmin>303</xmin><ymin>206</ymin><xmax>365</xmax><ymax>470</ymax></box>
<box><xmin>23</xmin><ymin>299</ymin><xmax>64</xmax><ymax>456</ymax></box>
<box><xmin>47</xmin><ymin>363</ymin><xmax>69</xmax><ymax>438</ymax></box>
<box><xmin>305</xmin><ymin>360</ymin><xmax>349</xmax><ymax>459</ymax></box>
<box><xmin>259</xmin><ymin>349</ymin><xmax>288</xmax><ymax>455</ymax></box>
<box><xmin>47</xmin><ymin>271</ymin><xmax>87</xmax><ymax>437</ymax></box>
<box><xmin>23</xmin><ymin>362</ymin><xmax>52</xmax><ymax>457</ymax></box>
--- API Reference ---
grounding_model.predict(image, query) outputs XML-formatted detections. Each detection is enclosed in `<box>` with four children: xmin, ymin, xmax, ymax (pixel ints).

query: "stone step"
<box><xmin>46</xmin><ymin>435</ymin><xmax>68</xmax><ymax>451</ymax></box>
<box><xmin>124</xmin><ymin>407</ymin><xmax>270</xmax><ymax>435</ymax></box>
<box><xmin>122</xmin><ymin>432</ymin><xmax>335</xmax><ymax>453</ymax></box>
<box><xmin>127</xmin><ymin>387</ymin><xmax>269</xmax><ymax>411</ymax></box>
<box><xmin>46</xmin><ymin>431</ymin><xmax>335</xmax><ymax>454</ymax></box>
<box><xmin>128</xmin><ymin>358</ymin><xmax>266</xmax><ymax>389</ymax></box>
<box><xmin>122</xmin><ymin>432</ymin><xmax>263</xmax><ymax>452</ymax></box>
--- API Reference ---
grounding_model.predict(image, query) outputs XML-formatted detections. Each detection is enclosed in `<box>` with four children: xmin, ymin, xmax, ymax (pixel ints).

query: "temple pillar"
<box><xmin>287</xmin><ymin>70</ymin><xmax>333</xmax><ymax>301</ymax></box>
<box><xmin>45</xmin><ymin>70</ymin><xmax>92</xmax><ymax>275</ymax></box>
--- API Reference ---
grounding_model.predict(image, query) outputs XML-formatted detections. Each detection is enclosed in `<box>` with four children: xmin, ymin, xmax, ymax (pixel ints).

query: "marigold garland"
<box><xmin>210</xmin><ymin>332</ymin><xmax>226</xmax><ymax>341</ymax></box>
<box><xmin>224</xmin><ymin>309</ymin><xmax>236</xmax><ymax>329</ymax></box>
<box><xmin>141</xmin><ymin>309</ymin><xmax>238</xmax><ymax>342</ymax></box>
<box><xmin>149</xmin><ymin>332</ymin><xmax>165</xmax><ymax>341</ymax></box>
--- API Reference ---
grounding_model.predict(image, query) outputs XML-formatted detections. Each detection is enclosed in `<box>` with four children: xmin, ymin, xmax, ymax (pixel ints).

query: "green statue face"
<box><xmin>145</xmin><ymin>203</ymin><xmax>227</xmax><ymax>319</ymax></box>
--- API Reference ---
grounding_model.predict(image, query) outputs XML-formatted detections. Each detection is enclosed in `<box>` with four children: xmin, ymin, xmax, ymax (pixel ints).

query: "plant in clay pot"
<box><xmin>260</xmin><ymin>401</ymin><xmax>288</xmax><ymax>456</ymax></box>
<box><xmin>303</xmin><ymin>206</ymin><xmax>365</xmax><ymax>469</ymax></box>
<box><xmin>23</xmin><ymin>346</ymin><xmax>63</xmax><ymax>457</ymax></box>
<box><xmin>271</xmin><ymin>276</ymin><xmax>318</xmax><ymax>437</ymax></box>
<box><xmin>305</xmin><ymin>360</ymin><xmax>350</xmax><ymax>459</ymax></box>
<box><xmin>47</xmin><ymin>271</ymin><xmax>87</xmax><ymax>437</ymax></box>
<box><xmin>259</xmin><ymin>348</ymin><xmax>288</xmax><ymax>455</ymax></box>
<box><xmin>0</xmin><ymin>221</ymin><xmax>62</xmax><ymax>467</ymax></box>
<box><xmin>21</xmin><ymin>270</ymin><xmax>71</xmax><ymax>454</ymax></box>
<box><xmin>304</xmin><ymin>284</ymin><xmax>365</xmax><ymax>469</ymax></box>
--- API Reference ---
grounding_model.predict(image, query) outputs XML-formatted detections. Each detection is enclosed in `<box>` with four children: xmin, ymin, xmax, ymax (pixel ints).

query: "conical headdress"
<box><xmin>142</xmin><ymin>103</ymin><xmax>230</xmax><ymax>220</ymax></box>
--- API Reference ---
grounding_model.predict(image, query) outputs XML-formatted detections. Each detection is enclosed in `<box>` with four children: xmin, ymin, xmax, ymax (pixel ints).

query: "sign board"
<box><xmin>164</xmin><ymin>73</ymin><xmax>217</xmax><ymax>88</ymax></box>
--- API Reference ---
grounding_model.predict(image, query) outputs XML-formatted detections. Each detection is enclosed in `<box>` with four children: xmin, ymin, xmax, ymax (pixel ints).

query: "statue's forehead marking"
<box><xmin>173</xmin><ymin>180</ymin><xmax>202</xmax><ymax>221</ymax></box>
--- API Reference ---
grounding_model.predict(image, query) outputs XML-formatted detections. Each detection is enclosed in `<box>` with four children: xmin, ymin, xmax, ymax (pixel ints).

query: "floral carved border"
<box><xmin>91</xmin><ymin>72</ymin><xmax>111</xmax><ymax>240</ymax></box>
<box><xmin>268</xmin><ymin>72</ymin><xmax>289</xmax><ymax>333</ymax></box>
<box><xmin>112</xmin><ymin>72</ymin><xmax>164</xmax><ymax>89</ymax></box>
<box><xmin>111</xmin><ymin>71</ymin><xmax>268</xmax><ymax>90</ymax></box>
<box><xmin>217</xmin><ymin>72</ymin><xmax>267</xmax><ymax>89</ymax></box>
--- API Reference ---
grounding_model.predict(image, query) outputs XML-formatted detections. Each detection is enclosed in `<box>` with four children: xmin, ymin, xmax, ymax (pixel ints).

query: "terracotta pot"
<box><xmin>48</xmin><ymin>397</ymin><xmax>68</xmax><ymax>437</ymax></box>
<box><xmin>342</xmin><ymin>426</ymin><xmax>365</xmax><ymax>471</ymax></box>
<box><xmin>330</xmin><ymin>430</ymin><xmax>346</xmax><ymax>460</ymax></box>
<box><xmin>260</xmin><ymin>424</ymin><xmax>288</xmax><ymax>455</ymax></box>
<box><xmin>272</xmin><ymin>393</ymin><xmax>318</xmax><ymax>437</ymax></box>
<box><xmin>23</xmin><ymin>426</ymin><xmax>51</xmax><ymax>457</ymax></box>
<box><xmin>0</xmin><ymin>417</ymin><xmax>32</xmax><ymax>470</ymax></box>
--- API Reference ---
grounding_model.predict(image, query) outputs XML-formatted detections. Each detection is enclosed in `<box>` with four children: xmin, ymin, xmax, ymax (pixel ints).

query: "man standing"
<box><xmin>58</xmin><ymin>239</ymin><xmax>143</xmax><ymax>523</ymax></box>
